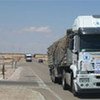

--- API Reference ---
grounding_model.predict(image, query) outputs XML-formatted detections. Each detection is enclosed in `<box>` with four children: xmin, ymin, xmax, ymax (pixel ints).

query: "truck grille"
<box><xmin>96</xmin><ymin>83</ymin><xmax>100</xmax><ymax>86</ymax></box>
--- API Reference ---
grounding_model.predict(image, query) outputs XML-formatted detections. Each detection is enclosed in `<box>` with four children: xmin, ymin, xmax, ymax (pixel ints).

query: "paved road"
<box><xmin>17</xmin><ymin>60</ymin><xmax>100</xmax><ymax>100</ymax></box>
<box><xmin>0</xmin><ymin>60</ymin><xmax>100</xmax><ymax>100</ymax></box>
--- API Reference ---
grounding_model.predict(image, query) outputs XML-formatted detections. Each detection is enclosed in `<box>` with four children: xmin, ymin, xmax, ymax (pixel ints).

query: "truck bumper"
<box><xmin>26</xmin><ymin>59</ymin><xmax>32</xmax><ymax>62</ymax></box>
<box><xmin>74</xmin><ymin>74</ymin><xmax>100</xmax><ymax>94</ymax></box>
<box><xmin>75</xmin><ymin>81</ymin><xmax>100</xmax><ymax>93</ymax></box>
<box><xmin>77</xmin><ymin>87</ymin><xmax>100</xmax><ymax>93</ymax></box>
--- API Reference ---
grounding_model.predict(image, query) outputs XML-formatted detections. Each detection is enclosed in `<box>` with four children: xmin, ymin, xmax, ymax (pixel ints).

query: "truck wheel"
<box><xmin>71</xmin><ymin>74</ymin><xmax>78</xmax><ymax>96</ymax></box>
<box><xmin>51</xmin><ymin>74</ymin><xmax>58</xmax><ymax>83</ymax></box>
<box><xmin>51</xmin><ymin>69</ymin><xmax>58</xmax><ymax>83</ymax></box>
<box><xmin>62</xmin><ymin>76</ymin><xmax>67</xmax><ymax>90</ymax></box>
<box><xmin>62</xmin><ymin>71</ymin><xmax>69</xmax><ymax>90</ymax></box>
<box><xmin>72</xmin><ymin>80</ymin><xmax>77</xmax><ymax>96</ymax></box>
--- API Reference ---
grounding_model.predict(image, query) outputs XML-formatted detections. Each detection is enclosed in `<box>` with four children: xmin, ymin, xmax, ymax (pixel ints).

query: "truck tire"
<box><xmin>62</xmin><ymin>71</ymin><xmax>69</xmax><ymax>90</ymax></box>
<box><xmin>71</xmin><ymin>73</ymin><xmax>78</xmax><ymax>96</ymax></box>
<box><xmin>51</xmin><ymin>74</ymin><xmax>58</xmax><ymax>83</ymax></box>
<box><xmin>72</xmin><ymin>80</ymin><xmax>77</xmax><ymax>96</ymax></box>
<box><xmin>51</xmin><ymin>69</ymin><xmax>58</xmax><ymax>83</ymax></box>
<box><xmin>62</xmin><ymin>76</ymin><xmax>67</xmax><ymax>90</ymax></box>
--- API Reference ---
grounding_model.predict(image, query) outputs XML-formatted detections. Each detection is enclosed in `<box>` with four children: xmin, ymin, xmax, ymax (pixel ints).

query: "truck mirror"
<box><xmin>73</xmin><ymin>35</ymin><xmax>79</xmax><ymax>53</ymax></box>
<box><xmin>67</xmin><ymin>29</ymin><xmax>72</xmax><ymax>36</ymax></box>
<box><xmin>72</xmin><ymin>49</ymin><xmax>78</xmax><ymax>54</ymax></box>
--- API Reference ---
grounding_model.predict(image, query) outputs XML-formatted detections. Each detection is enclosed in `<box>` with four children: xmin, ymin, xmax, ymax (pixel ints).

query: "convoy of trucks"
<box><xmin>48</xmin><ymin>15</ymin><xmax>100</xmax><ymax>95</ymax></box>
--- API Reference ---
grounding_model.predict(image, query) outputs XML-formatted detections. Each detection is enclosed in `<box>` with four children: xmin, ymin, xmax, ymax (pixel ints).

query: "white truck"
<box><xmin>48</xmin><ymin>15</ymin><xmax>100</xmax><ymax>95</ymax></box>
<box><xmin>25</xmin><ymin>53</ymin><xmax>32</xmax><ymax>62</ymax></box>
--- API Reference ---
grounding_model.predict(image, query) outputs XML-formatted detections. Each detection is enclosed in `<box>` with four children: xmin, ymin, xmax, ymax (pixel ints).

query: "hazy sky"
<box><xmin>0</xmin><ymin>0</ymin><xmax>100</xmax><ymax>54</ymax></box>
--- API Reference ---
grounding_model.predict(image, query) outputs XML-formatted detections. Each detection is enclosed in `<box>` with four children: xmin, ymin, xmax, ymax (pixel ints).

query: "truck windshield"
<box><xmin>80</xmin><ymin>35</ymin><xmax>100</xmax><ymax>51</ymax></box>
<box><xmin>26</xmin><ymin>56</ymin><xmax>32</xmax><ymax>57</ymax></box>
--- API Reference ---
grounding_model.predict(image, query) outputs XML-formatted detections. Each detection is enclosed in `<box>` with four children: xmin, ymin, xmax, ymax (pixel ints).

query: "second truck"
<box><xmin>48</xmin><ymin>15</ymin><xmax>100</xmax><ymax>95</ymax></box>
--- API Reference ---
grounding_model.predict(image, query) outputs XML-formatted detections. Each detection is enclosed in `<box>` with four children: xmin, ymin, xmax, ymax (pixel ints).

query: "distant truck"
<box><xmin>25</xmin><ymin>53</ymin><xmax>32</xmax><ymax>62</ymax></box>
<box><xmin>48</xmin><ymin>15</ymin><xmax>100</xmax><ymax>95</ymax></box>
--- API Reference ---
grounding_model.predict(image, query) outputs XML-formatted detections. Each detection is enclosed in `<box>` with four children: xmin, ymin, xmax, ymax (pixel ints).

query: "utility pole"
<box><xmin>2</xmin><ymin>63</ymin><xmax>5</xmax><ymax>79</ymax></box>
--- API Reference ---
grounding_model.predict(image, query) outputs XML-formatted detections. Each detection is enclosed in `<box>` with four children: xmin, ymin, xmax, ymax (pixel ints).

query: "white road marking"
<box><xmin>32</xmin><ymin>70</ymin><xmax>63</xmax><ymax>100</ymax></box>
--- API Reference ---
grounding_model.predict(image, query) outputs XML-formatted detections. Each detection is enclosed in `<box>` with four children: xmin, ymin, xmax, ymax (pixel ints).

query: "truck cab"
<box><xmin>25</xmin><ymin>53</ymin><xmax>32</xmax><ymax>62</ymax></box>
<box><xmin>68</xmin><ymin>15</ymin><xmax>100</xmax><ymax>94</ymax></box>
